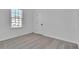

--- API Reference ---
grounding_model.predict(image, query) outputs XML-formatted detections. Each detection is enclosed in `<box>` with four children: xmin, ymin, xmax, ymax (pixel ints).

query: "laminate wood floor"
<box><xmin>0</xmin><ymin>33</ymin><xmax>78</xmax><ymax>49</ymax></box>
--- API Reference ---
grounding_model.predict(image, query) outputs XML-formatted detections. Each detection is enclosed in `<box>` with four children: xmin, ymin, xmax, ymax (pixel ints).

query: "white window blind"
<box><xmin>11</xmin><ymin>9</ymin><xmax>23</xmax><ymax>28</ymax></box>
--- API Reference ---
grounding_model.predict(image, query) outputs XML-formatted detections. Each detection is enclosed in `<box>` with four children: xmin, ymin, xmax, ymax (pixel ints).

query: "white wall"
<box><xmin>0</xmin><ymin>9</ymin><xmax>33</xmax><ymax>41</ymax></box>
<box><xmin>0</xmin><ymin>9</ymin><xmax>79</xmax><ymax>45</ymax></box>
<box><xmin>33</xmin><ymin>9</ymin><xmax>79</xmax><ymax>44</ymax></box>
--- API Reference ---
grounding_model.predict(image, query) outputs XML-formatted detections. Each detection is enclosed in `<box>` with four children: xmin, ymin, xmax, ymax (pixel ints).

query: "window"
<box><xmin>11</xmin><ymin>9</ymin><xmax>23</xmax><ymax>28</ymax></box>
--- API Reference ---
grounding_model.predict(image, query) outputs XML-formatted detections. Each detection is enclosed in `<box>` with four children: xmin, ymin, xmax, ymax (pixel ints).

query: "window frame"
<box><xmin>10</xmin><ymin>9</ymin><xmax>23</xmax><ymax>28</ymax></box>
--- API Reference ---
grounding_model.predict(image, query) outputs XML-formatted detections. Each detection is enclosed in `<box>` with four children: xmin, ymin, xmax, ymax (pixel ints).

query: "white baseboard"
<box><xmin>0</xmin><ymin>32</ymin><xmax>32</xmax><ymax>41</ymax></box>
<box><xmin>1</xmin><ymin>31</ymin><xmax>79</xmax><ymax>48</ymax></box>
<box><xmin>34</xmin><ymin>32</ymin><xmax>78</xmax><ymax>45</ymax></box>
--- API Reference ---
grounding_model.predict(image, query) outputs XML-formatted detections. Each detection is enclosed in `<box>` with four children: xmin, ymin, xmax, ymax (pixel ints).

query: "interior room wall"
<box><xmin>0</xmin><ymin>9</ymin><xmax>33</xmax><ymax>41</ymax></box>
<box><xmin>0</xmin><ymin>9</ymin><xmax>79</xmax><ymax>46</ymax></box>
<box><xmin>33</xmin><ymin>9</ymin><xmax>79</xmax><ymax>44</ymax></box>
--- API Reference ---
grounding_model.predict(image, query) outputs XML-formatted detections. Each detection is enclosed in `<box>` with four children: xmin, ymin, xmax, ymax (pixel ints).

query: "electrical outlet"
<box><xmin>41</xmin><ymin>24</ymin><xmax>43</xmax><ymax>26</ymax></box>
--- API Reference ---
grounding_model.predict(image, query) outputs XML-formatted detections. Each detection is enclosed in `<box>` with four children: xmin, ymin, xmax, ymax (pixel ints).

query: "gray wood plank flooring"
<box><xmin>0</xmin><ymin>33</ymin><xmax>78</xmax><ymax>49</ymax></box>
